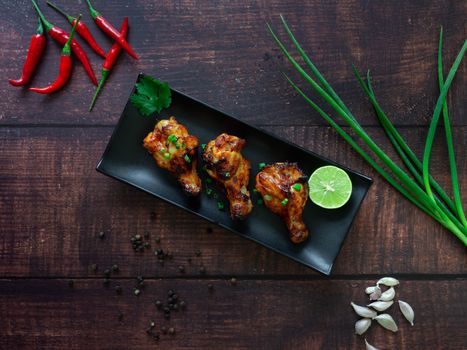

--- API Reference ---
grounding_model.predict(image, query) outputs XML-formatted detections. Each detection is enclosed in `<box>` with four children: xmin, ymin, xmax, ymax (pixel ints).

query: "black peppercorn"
<box><xmin>179</xmin><ymin>300</ymin><xmax>186</xmax><ymax>309</ymax></box>
<box><xmin>98</xmin><ymin>231</ymin><xmax>105</xmax><ymax>239</ymax></box>
<box><xmin>155</xmin><ymin>300</ymin><xmax>162</xmax><ymax>309</ymax></box>
<box><xmin>168</xmin><ymin>327</ymin><xmax>175</xmax><ymax>335</ymax></box>
<box><xmin>115</xmin><ymin>285</ymin><xmax>122</xmax><ymax>294</ymax></box>
<box><xmin>178</xmin><ymin>265</ymin><xmax>185</xmax><ymax>273</ymax></box>
<box><xmin>112</xmin><ymin>264</ymin><xmax>119</xmax><ymax>272</ymax></box>
<box><xmin>68</xmin><ymin>279</ymin><xmax>74</xmax><ymax>288</ymax></box>
<box><xmin>103</xmin><ymin>278</ymin><xmax>110</xmax><ymax>287</ymax></box>
<box><xmin>103</xmin><ymin>269</ymin><xmax>110</xmax><ymax>277</ymax></box>
<box><xmin>199</xmin><ymin>265</ymin><xmax>206</xmax><ymax>274</ymax></box>
<box><xmin>90</xmin><ymin>263</ymin><xmax>98</xmax><ymax>272</ymax></box>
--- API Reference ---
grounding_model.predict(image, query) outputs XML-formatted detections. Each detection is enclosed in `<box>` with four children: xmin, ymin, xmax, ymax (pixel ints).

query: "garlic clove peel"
<box><xmin>398</xmin><ymin>300</ymin><xmax>415</xmax><ymax>326</ymax></box>
<box><xmin>367</xmin><ymin>300</ymin><xmax>393</xmax><ymax>312</ymax></box>
<box><xmin>374</xmin><ymin>313</ymin><xmax>398</xmax><ymax>332</ymax></box>
<box><xmin>355</xmin><ymin>318</ymin><xmax>372</xmax><ymax>335</ymax></box>
<box><xmin>351</xmin><ymin>302</ymin><xmax>377</xmax><ymax>318</ymax></box>
<box><xmin>378</xmin><ymin>287</ymin><xmax>395</xmax><ymax>301</ymax></box>
<box><xmin>377</xmin><ymin>277</ymin><xmax>399</xmax><ymax>287</ymax></box>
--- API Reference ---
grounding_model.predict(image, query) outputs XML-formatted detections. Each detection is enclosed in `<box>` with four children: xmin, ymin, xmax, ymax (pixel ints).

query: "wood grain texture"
<box><xmin>1</xmin><ymin>126</ymin><xmax>465</xmax><ymax>277</ymax></box>
<box><xmin>1</xmin><ymin>279</ymin><xmax>466</xmax><ymax>350</ymax></box>
<box><xmin>0</xmin><ymin>0</ymin><xmax>465</xmax><ymax>126</ymax></box>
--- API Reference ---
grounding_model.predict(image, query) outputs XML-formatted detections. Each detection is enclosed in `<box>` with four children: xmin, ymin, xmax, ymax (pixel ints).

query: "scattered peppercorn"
<box><xmin>161</xmin><ymin>326</ymin><xmax>167</xmax><ymax>334</ymax></box>
<box><xmin>179</xmin><ymin>300</ymin><xmax>186</xmax><ymax>309</ymax></box>
<box><xmin>208</xmin><ymin>283</ymin><xmax>214</xmax><ymax>291</ymax></box>
<box><xmin>155</xmin><ymin>237</ymin><xmax>161</xmax><ymax>244</ymax></box>
<box><xmin>103</xmin><ymin>269</ymin><xmax>111</xmax><ymax>277</ymax></box>
<box><xmin>168</xmin><ymin>289</ymin><xmax>174</xmax><ymax>297</ymax></box>
<box><xmin>143</xmin><ymin>242</ymin><xmax>150</xmax><ymax>249</ymax></box>
<box><xmin>103</xmin><ymin>278</ymin><xmax>110</xmax><ymax>287</ymax></box>
<box><xmin>144</xmin><ymin>231</ymin><xmax>150</xmax><ymax>239</ymax></box>
<box><xmin>134</xmin><ymin>288</ymin><xmax>141</xmax><ymax>296</ymax></box>
<box><xmin>149</xmin><ymin>320</ymin><xmax>155</xmax><ymax>328</ymax></box>
<box><xmin>90</xmin><ymin>263</ymin><xmax>98</xmax><ymax>272</ymax></box>
<box><xmin>155</xmin><ymin>300</ymin><xmax>162</xmax><ymax>309</ymax></box>
<box><xmin>98</xmin><ymin>231</ymin><xmax>105</xmax><ymax>239</ymax></box>
<box><xmin>68</xmin><ymin>279</ymin><xmax>74</xmax><ymax>288</ymax></box>
<box><xmin>178</xmin><ymin>265</ymin><xmax>185</xmax><ymax>273</ymax></box>
<box><xmin>230</xmin><ymin>277</ymin><xmax>237</xmax><ymax>285</ymax></box>
<box><xmin>164</xmin><ymin>313</ymin><xmax>170</xmax><ymax>320</ymax></box>
<box><xmin>112</xmin><ymin>264</ymin><xmax>119</xmax><ymax>272</ymax></box>
<box><xmin>168</xmin><ymin>327</ymin><xmax>175</xmax><ymax>335</ymax></box>
<box><xmin>199</xmin><ymin>265</ymin><xmax>206</xmax><ymax>274</ymax></box>
<box><xmin>195</xmin><ymin>249</ymin><xmax>202</xmax><ymax>257</ymax></box>
<box><xmin>115</xmin><ymin>285</ymin><xmax>122</xmax><ymax>294</ymax></box>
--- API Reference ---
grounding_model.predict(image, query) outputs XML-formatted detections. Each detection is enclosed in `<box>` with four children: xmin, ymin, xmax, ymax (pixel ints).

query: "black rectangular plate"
<box><xmin>97</xmin><ymin>74</ymin><xmax>372</xmax><ymax>275</ymax></box>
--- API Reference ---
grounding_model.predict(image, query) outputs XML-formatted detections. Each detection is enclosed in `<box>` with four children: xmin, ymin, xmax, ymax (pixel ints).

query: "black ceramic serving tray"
<box><xmin>97</xmin><ymin>74</ymin><xmax>372</xmax><ymax>275</ymax></box>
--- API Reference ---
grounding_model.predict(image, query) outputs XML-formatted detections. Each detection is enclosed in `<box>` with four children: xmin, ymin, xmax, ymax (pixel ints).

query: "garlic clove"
<box><xmin>369</xmin><ymin>286</ymin><xmax>382</xmax><ymax>301</ymax></box>
<box><xmin>374</xmin><ymin>313</ymin><xmax>398</xmax><ymax>332</ymax></box>
<box><xmin>355</xmin><ymin>318</ymin><xmax>372</xmax><ymax>335</ymax></box>
<box><xmin>365</xmin><ymin>339</ymin><xmax>380</xmax><ymax>350</ymax></box>
<box><xmin>377</xmin><ymin>277</ymin><xmax>399</xmax><ymax>287</ymax></box>
<box><xmin>378</xmin><ymin>287</ymin><xmax>395</xmax><ymax>301</ymax></box>
<box><xmin>365</xmin><ymin>286</ymin><xmax>378</xmax><ymax>294</ymax></box>
<box><xmin>398</xmin><ymin>300</ymin><xmax>415</xmax><ymax>326</ymax></box>
<box><xmin>367</xmin><ymin>300</ymin><xmax>394</xmax><ymax>312</ymax></box>
<box><xmin>351</xmin><ymin>302</ymin><xmax>377</xmax><ymax>318</ymax></box>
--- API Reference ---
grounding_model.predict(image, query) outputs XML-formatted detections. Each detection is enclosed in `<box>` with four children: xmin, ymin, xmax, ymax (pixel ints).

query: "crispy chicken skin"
<box><xmin>143</xmin><ymin>116</ymin><xmax>201</xmax><ymax>196</ymax></box>
<box><xmin>203</xmin><ymin>133</ymin><xmax>253</xmax><ymax>220</ymax></box>
<box><xmin>255</xmin><ymin>162</ymin><xmax>309</xmax><ymax>243</ymax></box>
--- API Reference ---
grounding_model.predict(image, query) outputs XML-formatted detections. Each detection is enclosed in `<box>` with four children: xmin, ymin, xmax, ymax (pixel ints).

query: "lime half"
<box><xmin>308</xmin><ymin>165</ymin><xmax>352</xmax><ymax>209</ymax></box>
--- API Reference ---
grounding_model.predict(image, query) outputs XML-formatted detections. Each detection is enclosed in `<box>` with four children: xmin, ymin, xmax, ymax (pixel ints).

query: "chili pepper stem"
<box><xmin>31</xmin><ymin>0</ymin><xmax>54</xmax><ymax>32</ymax></box>
<box><xmin>89</xmin><ymin>69</ymin><xmax>110</xmax><ymax>111</ymax></box>
<box><xmin>36</xmin><ymin>16</ymin><xmax>44</xmax><ymax>35</ymax></box>
<box><xmin>63</xmin><ymin>14</ymin><xmax>81</xmax><ymax>55</ymax></box>
<box><xmin>46</xmin><ymin>1</ymin><xmax>74</xmax><ymax>23</ymax></box>
<box><xmin>85</xmin><ymin>0</ymin><xmax>101</xmax><ymax>20</ymax></box>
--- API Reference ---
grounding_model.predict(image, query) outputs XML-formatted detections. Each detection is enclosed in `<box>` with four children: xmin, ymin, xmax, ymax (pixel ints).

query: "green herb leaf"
<box><xmin>130</xmin><ymin>76</ymin><xmax>171</xmax><ymax>116</ymax></box>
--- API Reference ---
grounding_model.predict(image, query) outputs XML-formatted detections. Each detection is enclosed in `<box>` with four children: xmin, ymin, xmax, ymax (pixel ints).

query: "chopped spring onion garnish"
<box><xmin>159</xmin><ymin>148</ymin><xmax>165</xmax><ymax>154</ymax></box>
<box><xmin>217</xmin><ymin>201</ymin><xmax>225</xmax><ymax>211</ymax></box>
<box><xmin>176</xmin><ymin>143</ymin><xmax>182</xmax><ymax>149</ymax></box>
<box><xmin>259</xmin><ymin>162</ymin><xmax>266</xmax><ymax>170</ymax></box>
<box><xmin>264</xmin><ymin>194</ymin><xmax>272</xmax><ymax>201</ymax></box>
<box><xmin>281</xmin><ymin>198</ymin><xmax>289</xmax><ymax>206</ymax></box>
<box><xmin>184</xmin><ymin>154</ymin><xmax>191</xmax><ymax>163</ymax></box>
<box><xmin>257</xmin><ymin>198</ymin><xmax>263</xmax><ymax>205</ymax></box>
<box><xmin>205</xmin><ymin>188</ymin><xmax>213</xmax><ymax>196</ymax></box>
<box><xmin>225</xmin><ymin>172</ymin><xmax>230</xmax><ymax>178</ymax></box>
<box><xmin>293</xmin><ymin>183</ymin><xmax>302</xmax><ymax>191</ymax></box>
<box><xmin>268</xmin><ymin>16</ymin><xmax>467</xmax><ymax>244</ymax></box>
<box><xmin>206</xmin><ymin>178</ymin><xmax>213</xmax><ymax>184</ymax></box>
<box><xmin>163</xmin><ymin>152</ymin><xmax>170</xmax><ymax>160</ymax></box>
<box><xmin>201</xmin><ymin>144</ymin><xmax>206</xmax><ymax>149</ymax></box>
<box><xmin>167</xmin><ymin>134</ymin><xmax>177</xmax><ymax>143</ymax></box>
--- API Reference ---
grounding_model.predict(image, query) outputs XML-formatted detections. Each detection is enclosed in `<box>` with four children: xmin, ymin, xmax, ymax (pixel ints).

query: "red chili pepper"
<box><xmin>29</xmin><ymin>15</ymin><xmax>81</xmax><ymax>94</ymax></box>
<box><xmin>85</xmin><ymin>0</ymin><xmax>139</xmax><ymax>60</ymax></box>
<box><xmin>46</xmin><ymin>1</ymin><xmax>106</xmax><ymax>59</ymax></box>
<box><xmin>31</xmin><ymin>0</ymin><xmax>98</xmax><ymax>86</ymax></box>
<box><xmin>9</xmin><ymin>18</ymin><xmax>46</xmax><ymax>87</ymax></box>
<box><xmin>89</xmin><ymin>17</ymin><xmax>128</xmax><ymax>111</ymax></box>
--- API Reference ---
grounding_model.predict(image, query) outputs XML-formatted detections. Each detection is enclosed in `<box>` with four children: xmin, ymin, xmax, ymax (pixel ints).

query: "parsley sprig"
<box><xmin>130</xmin><ymin>75</ymin><xmax>172</xmax><ymax>116</ymax></box>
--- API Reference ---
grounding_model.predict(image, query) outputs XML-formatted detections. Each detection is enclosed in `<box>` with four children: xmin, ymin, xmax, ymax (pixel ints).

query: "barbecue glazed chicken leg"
<box><xmin>143</xmin><ymin>116</ymin><xmax>201</xmax><ymax>196</ymax></box>
<box><xmin>203</xmin><ymin>133</ymin><xmax>253</xmax><ymax>220</ymax></box>
<box><xmin>255</xmin><ymin>163</ymin><xmax>309</xmax><ymax>243</ymax></box>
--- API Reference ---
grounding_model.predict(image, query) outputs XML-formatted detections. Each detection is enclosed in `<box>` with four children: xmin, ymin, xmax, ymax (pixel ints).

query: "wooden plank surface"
<box><xmin>1</xmin><ymin>1</ymin><xmax>466</xmax><ymax>349</ymax></box>
<box><xmin>1</xmin><ymin>279</ymin><xmax>466</xmax><ymax>350</ymax></box>
<box><xmin>1</xmin><ymin>126</ymin><xmax>465</xmax><ymax>277</ymax></box>
<box><xmin>0</xmin><ymin>0</ymin><xmax>465</xmax><ymax>126</ymax></box>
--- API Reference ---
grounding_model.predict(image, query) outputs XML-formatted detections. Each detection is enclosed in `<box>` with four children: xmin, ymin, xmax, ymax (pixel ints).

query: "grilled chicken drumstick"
<box><xmin>143</xmin><ymin>116</ymin><xmax>201</xmax><ymax>196</ymax></box>
<box><xmin>255</xmin><ymin>162</ymin><xmax>309</xmax><ymax>243</ymax></box>
<box><xmin>203</xmin><ymin>133</ymin><xmax>253</xmax><ymax>220</ymax></box>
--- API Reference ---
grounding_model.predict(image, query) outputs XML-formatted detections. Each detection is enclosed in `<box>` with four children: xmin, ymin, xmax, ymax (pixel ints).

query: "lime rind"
<box><xmin>308</xmin><ymin>165</ymin><xmax>353</xmax><ymax>209</ymax></box>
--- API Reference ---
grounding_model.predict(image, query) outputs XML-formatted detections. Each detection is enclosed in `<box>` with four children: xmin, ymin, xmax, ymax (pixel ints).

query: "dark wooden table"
<box><xmin>1</xmin><ymin>1</ymin><xmax>465</xmax><ymax>349</ymax></box>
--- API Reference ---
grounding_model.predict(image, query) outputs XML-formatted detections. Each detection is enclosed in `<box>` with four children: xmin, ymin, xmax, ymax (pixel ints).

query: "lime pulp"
<box><xmin>308</xmin><ymin>165</ymin><xmax>352</xmax><ymax>209</ymax></box>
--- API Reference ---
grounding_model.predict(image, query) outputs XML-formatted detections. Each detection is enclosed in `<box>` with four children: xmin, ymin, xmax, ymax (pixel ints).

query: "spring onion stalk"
<box><xmin>268</xmin><ymin>17</ymin><xmax>467</xmax><ymax>244</ymax></box>
<box><xmin>437</xmin><ymin>28</ymin><xmax>467</xmax><ymax>227</ymax></box>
